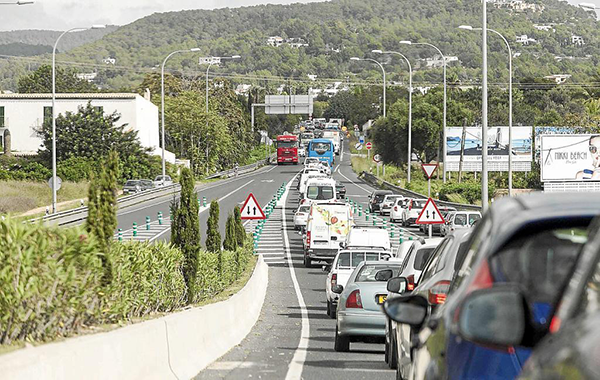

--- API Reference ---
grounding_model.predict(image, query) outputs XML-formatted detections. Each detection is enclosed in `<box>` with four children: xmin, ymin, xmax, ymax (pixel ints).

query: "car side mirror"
<box><xmin>322</xmin><ymin>264</ymin><xmax>331</xmax><ymax>273</ymax></box>
<box><xmin>387</xmin><ymin>277</ymin><xmax>407</xmax><ymax>294</ymax></box>
<box><xmin>332</xmin><ymin>285</ymin><xmax>344</xmax><ymax>294</ymax></box>
<box><xmin>339</xmin><ymin>242</ymin><xmax>345</xmax><ymax>248</ymax></box>
<box><xmin>382</xmin><ymin>295</ymin><xmax>428</xmax><ymax>328</ymax></box>
<box><xmin>457</xmin><ymin>285</ymin><xmax>527</xmax><ymax>348</ymax></box>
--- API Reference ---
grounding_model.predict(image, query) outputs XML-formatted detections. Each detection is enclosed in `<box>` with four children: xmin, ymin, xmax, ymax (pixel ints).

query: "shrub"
<box><xmin>234</xmin><ymin>206</ymin><xmax>246</xmax><ymax>247</ymax></box>
<box><xmin>223</xmin><ymin>212</ymin><xmax>237</xmax><ymax>252</ymax></box>
<box><xmin>206</xmin><ymin>200</ymin><xmax>221</xmax><ymax>254</ymax></box>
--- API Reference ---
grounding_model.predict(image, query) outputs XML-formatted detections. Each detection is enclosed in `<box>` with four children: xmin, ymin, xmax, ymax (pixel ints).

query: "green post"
<box><xmin>158</xmin><ymin>212</ymin><xmax>163</xmax><ymax>225</ymax></box>
<box><xmin>203</xmin><ymin>196</ymin><xmax>207</xmax><ymax>207</ymax></box>
<box><xmin>133</xmin><ymin>222</ymin><xmax>137</xmax><ymax>237</ymax></box>
<box><xmin>146</xmin><ymin>216</ymin><xmax>150</xmax><ymax>230</ymax></box>
<box><xmin>118</xmin><ymin>228</ymin><xmax>123</xmax><ymax>241</ymax></box>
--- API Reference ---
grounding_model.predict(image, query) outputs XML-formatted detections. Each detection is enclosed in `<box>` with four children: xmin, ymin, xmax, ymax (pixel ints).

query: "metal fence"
<box><xmin>205</xmin><ymin>154</ymin><xmax>277</xmax><ymax>180</ymax></box>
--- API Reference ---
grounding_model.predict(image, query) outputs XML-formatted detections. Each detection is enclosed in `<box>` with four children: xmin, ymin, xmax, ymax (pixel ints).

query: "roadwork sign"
<box><xmin>421</xmin><ymin>164</ymin><xmax>438</xmax><ymax>179</ymax></box>
<box><xmin>240</xmin><ymin>193</ymin><xmax>266</xmax><ymax>220</ymax></box>
<box><xmin>416</xmin><ymin>198</ymin><xmax>445</xmax><ymax>225</ymax></box>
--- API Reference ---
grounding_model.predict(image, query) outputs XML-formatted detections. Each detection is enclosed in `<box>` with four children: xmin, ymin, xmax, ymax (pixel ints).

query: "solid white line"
<box><xmin>283</xmin><ymin>175</ymin><xmax>310</xmax><ymax>380</ymax></box>
<box><xmin>337</xmin><ymin>169</ymin><xmax>371</xmax><ymax>194</ymax></box>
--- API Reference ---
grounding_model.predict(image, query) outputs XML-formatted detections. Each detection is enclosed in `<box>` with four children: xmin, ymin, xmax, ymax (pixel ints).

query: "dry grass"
<box><xmin>0</xmin><ymin>180</ymin><xmax>89</xmax><ymax>215</ymax></box>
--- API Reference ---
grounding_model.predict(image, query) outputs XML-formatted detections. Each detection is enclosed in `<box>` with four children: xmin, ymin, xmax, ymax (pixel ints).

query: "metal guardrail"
<box><xmin>360</xmin><ymin>172</ymin><xmax>482</xmax><ymax>212</ymax></box>
<box><xmin>205</xmin><ymin>154</ymin><xmax>277</xmax><ymax>180</ymax></box>
<box><xmin>30</xmin><ymin>184</ymin><xmax>181</xmax><ymax>227</ymax></box>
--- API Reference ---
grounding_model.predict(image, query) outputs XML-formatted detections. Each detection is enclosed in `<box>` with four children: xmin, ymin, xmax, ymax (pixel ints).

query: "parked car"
<box><xmin>323</xmin><ymin>248</ymin><xmax>392</xmax><ymax>318</ymax></box>
<box><xmin>334</xmin><ymin>261</ymin><xmax>401</xmax><ymax>352</ymax></box>
<box><xmin>387</xmin><ymin>230</ymin><xmax>472</xmax><ymax>374</ymax></box>
<box><xmin>335</xmin><ymin>181</ymin><xmax>346</xmax><ymax>199</ymax></box>
<box><xmin>123</xmin><ymin>180</ymin><xmax>142</xmax><ymax>194</ymax></box>
<box><xmin>343</xmin><ymin>226</ymin><xmax>392</xmax><ymax>251</ymax></box>
<box><xmin>293</xmin><ymin>205</ymin><xmax>311</xmax><ymax>230</ymax></box>
<box><xmin>368</xmin><ymin>190</ymin><xmax>393</xmax><ymax>213</ymax></box>
<box><xmin>304</xmin><ymin>201</ymin><xmax>354</xmax><ymax>267</ymax></box>
<box><xmin>140</xmin><ymin>179</ymin><xmax>154</xmax><ymax>191</ymax></box>
<box><xmin>384</xmin><ymin>192</ymin><xmax>600</xmax><ymax>380</ymax></box>
<box><xmin>153</xmin><ymin>175</ymin><xmax>173</xmax><ymax>187</ymax></box>
<box><xmin>440</xmin><ymin>210</ymin><xmax>482</xmax><ymax>236</ymax></box>
<box><xmin>380</xmin><ymin>194</ymin><xmax>404</xmax><ymax>216</ymax></box>
<box><xmin>402</xmin><ymin>199</ymin><xmax>426</xmax><ymax>227</ymax></box>
<box><xmin>390</xmin><ymin>198</ymin><xmax>410</xmax><ymax>223</ymax></box>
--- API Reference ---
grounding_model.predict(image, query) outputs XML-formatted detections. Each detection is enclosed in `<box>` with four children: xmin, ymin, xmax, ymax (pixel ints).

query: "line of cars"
<box><xmin>381</xmin><ymin>192</ymin><xmax>600</xmax><ymax>379</ymax></box>
<box><xmin>122</xmin><ymin>175</ymin><xmax>173</xmax><ymax>194</ymax></box>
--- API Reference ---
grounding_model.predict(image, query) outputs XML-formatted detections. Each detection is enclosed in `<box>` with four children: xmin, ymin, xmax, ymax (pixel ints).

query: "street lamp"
<box><xmin>459</xmin><ymin>25</ymin><xmax>513</xmax><ymax>197</ymax></box>
<box><xmin>160</xmin><ymin>48</ymin><xmax>201</xmax><ymax>185</ymax></box>
<box><xmin>0</xmin><ymin>1</ymin><xmax>34</xmax><ymax>4</ymax></box>
<box><xmin>350</xmin><ymin>57</ymin><xmax>387</xmax><ymax>117</ymax></box>
<box><xmin>400</xmin><ymin>40</ymin><xmax>448</xmax><ymax>183</ymax></box>
<box><xmin>51</xmin><ymin>25</ymin><xmax>105</xmax><ymax>214</ymax></box>
<box><xmin>481</xmin><ymin>0</ymin><xmax>489</xmax><ymax>211</ymax></box>
<box><xmin>372</xmin><ymin>49</ymin><xmax>413</xmax><ymax>183</ymax></box>
<box><xmin>200</xmin><ymin>55</ymin><xmax>241</xmax><ymax>175</ymax></box>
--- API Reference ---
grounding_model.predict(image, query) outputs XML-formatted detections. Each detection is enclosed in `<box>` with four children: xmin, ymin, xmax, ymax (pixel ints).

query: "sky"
<box><xmin>0</xmin><ymin>0</ymin><xmax>327</xmax><ymax>31</ymax></box>
<box><xmin>0</xmin><ymin>0</ymin><xmax>598</xmax><ymax>32</ymax></box>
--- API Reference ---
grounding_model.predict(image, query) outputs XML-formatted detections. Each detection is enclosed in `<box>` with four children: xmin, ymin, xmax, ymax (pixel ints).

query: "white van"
<box><xmin>322</xmin><ymin>130</ymin><xmax>341</xmax><ymax>155</ymax></box>
<box><xmin>303</xmin><ymin>201</ymin><xmax>354</xmax><ymax>267</ymax></box>
<box><xmin>301</xmin><ymin>178</ymin><xmax>337</xmax><ymax>206</ymax></box>
<box><xmin>342</xmin><ymin>227</ymin><xmax>392</xmax><ymax>251</ymax></box>
<box><xmin>299</xmin><ymin>172</ymin><xmax>329</xmax><ymax>196</ymax></box>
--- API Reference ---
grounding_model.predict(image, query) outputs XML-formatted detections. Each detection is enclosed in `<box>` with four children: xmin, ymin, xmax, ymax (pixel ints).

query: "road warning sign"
<box><xmin>416</xmin><ymin>198</ymin><xmax>446</xmax><ymax>225</ymax></box>
<box><xmin>421</xmin><ymin>164</ymin><xmax>438</xmax><ymax>179</ymax></box>
<box><xmin>240</xmin><ymin>193</ymin><xmax>266</xmax><ymax>220</ymax></box>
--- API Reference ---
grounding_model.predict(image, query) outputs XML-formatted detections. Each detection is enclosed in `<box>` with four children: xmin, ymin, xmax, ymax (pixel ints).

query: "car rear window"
<box><xmin>125</xmin><ymin>180</ymin><xmax>139</xmax><ymax>186</ymax></box>
<box><xmin>454</xmin><ymin>214</ymin><xmax>468</xmax><ymax>226</ymax></box>
<box><xmin>413</xmin><ymin>248</ymin><xmax>435</xmax><ymax>271</ymax></box>
<box><xmin>307</xmin><ymin>185</ymin><xmax>334</xmax><ymax>200</ymax></box>
<box><xmin>468</xmin><ymin>213</ymin><xmax>481</xmax><ymax>225</ymax></box>
<box><xmin>356</xmin><ymin>264</ymin><xmax>401</xmax><ymax>282</ymax></box>
<box><xmin>337</xmin><ymin>252</ymin><xmax>351</xmax><ymax>268</ymax></box>
<box><xmin>412</xmin><ymin>200</ymin><xmax>424</xmax><ymax>208</ymax></box>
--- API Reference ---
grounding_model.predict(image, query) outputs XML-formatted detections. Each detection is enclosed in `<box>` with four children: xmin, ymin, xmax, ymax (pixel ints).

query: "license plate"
<box><xmin>377</xmin><ymin>294</ymin><xmax>387</xmax><ymax>304</ymax></box>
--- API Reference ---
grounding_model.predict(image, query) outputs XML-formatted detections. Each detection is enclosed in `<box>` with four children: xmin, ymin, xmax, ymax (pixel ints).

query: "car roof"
<box><xmin>372</xmin><ymin>190</ymin><xmax>393</xmax><ymax>194</ymax></box>
<box><xmin>311</xmin><ymin>138</ymin><xmax>333</xmax><ymax>143</ymax></box>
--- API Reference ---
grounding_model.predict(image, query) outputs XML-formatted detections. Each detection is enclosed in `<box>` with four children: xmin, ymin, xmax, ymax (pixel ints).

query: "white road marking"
<box><xmin>283</xmin><ymin>175</ymin><xmax>310</xmax><ymax>380</ymax></box>
<box><xmin>337</xmin><ymin>169</ymin><xmax>371</xmax><ymax>194</ymax></box>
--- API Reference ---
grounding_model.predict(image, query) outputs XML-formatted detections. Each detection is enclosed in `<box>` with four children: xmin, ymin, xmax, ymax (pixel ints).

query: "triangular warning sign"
<box><xmin>416</xmin><ymin>198</ymin><xmax>446</xmax><ymax>225</ymax></box>
<box><xmin>240</xmin><ymin>193</ymin><xmax>266</xmax><ymax>220</ymax></box>
<box><xmin>422</xmin><ymin>164</ymin><xmax>438</xmax><ymax>179</ymax></box>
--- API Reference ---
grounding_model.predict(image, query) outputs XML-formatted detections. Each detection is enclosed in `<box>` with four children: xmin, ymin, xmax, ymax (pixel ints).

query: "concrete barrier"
<box><xmin>0</xmin><ymin>256</ymin><xmax>269</xmax><ymax>380</ymax></box>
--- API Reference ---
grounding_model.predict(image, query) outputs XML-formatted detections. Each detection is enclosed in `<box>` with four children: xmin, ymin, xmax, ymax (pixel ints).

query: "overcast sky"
<box><xmin>0</xmin><ymin>0</ymin><xmax>327</xmax><ymax>31</ymax></box>
<box><xmin>0</xmin><ymin>0</ymin><xmax>598</xmax><ymax>32</ymax></box>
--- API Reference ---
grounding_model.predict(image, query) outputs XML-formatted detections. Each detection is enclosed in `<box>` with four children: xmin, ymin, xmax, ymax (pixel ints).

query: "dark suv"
<box><xmin>368</xmin><ymin>190</ymin><xmax>392</xmax><ymax>213</ymax></box>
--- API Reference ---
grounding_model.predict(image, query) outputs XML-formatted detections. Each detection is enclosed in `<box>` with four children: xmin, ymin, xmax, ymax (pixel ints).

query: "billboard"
<box><xmin>265</xmin><ymin>95</ymin><xmax>313</xmax><ymax>115</ymax></box>
<box><xmin>445</xmin><ymin>126</ymin><xmax>532</xmax><ymax>172</ymax></box>
<box><xmin>541</xmin><ymin>134</ymin><xmax>600</xmax><ymax>182</ymax></box>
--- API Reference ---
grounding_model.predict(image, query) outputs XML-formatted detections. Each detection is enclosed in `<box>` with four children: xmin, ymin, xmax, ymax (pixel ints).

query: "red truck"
<box><xmin>277</xmin><ymin>134</ymin><xmax>299</xmax><ymax>165</ymax></box>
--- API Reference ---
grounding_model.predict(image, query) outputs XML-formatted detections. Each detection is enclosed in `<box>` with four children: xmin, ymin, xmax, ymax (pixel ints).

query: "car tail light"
<box><xmin>331</xmin><ymin>273</ymin><xmax>337</xmax><ymax>288</ymax></box>
<box><xmin>549</xmin><ymin>316</ymin><xmax>562</xmax><ymax>333</ymax></box>
<box><xmin>408</xmin><ymin>201</ymin><xmax>413</xmax><ymax>211</ymax></box>
<box><xmin>428</xmin><ymin>280</ymin><xmax>451</xmax><ymax>305</ymax></box>
<box><xmin>394</xmin><ymin>206</ymin><xmax>398</xmax><ymax>211</ymax></box>
<box><xmin>406</xmin><ymin>275</ymin><xmax>415</xmax><ymax>291</ymax></box>
<box><xmin>346</xmin><ymin>290</ymin><xmax>363</xmax><ymax>309</ymax></box>
<box><xmin>306</xmin><ymin>231</ymin><xmax>311</xmax><ymax>246</ymax></box>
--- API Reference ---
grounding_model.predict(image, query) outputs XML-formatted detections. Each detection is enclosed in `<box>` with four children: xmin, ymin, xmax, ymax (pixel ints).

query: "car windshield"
<box><xmin>307</xmin><ymin>185</ymin><xmax>334</xmax><ymax>200</ymax></box>
<box><xmin>298</xmin><ymin>206</ymin><xmax>310</xmax><ymax>213</ymax></box>
<box><xmin>278</xmin><ymin>141</ymin><xmax>297</xmax><ymax>148</ymax></box>
<box><xmin>356</xmin><ymin>264</ymin><xmax>401</xmax><ymax>282</ymax></box>
<box><xmin>312</xmin><ymin>142</ymin><xmax>331</xmax><ymax>154</ymax></box>
<box><xmin>125</xmin><ymin>180</ymin><xmax>140</xmax><ymax>186</ymax></box>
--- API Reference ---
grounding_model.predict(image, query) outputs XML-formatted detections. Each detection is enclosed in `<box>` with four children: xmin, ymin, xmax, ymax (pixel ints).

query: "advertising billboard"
<box><xmin>541</xmin><ymin>134</ymin><xmax>600</xmax><ymax>182</ymax></box>
<box><xmin>445</xmin><ymin>126</ymin><xmax>532</xmax><ymax>172</ymax></box>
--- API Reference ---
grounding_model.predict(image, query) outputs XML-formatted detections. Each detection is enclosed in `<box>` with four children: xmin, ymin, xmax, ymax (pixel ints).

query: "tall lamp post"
<box><xmin>51</xmin><ymin>25</ymin><xmax>105</xmax><ymax>214</ymax></box>
<box><xmin>0</xmin><ymin>1</ymin><xmax>34</xmax><ymax>4</ymax></box>
<box><xmin>161</xmin><ymin>48</ymin><xmax>201</xmax><ymax>184</ymax></box>
<box><xmin>400</xmin><ymin>40</ymin><xmax>448</xmax><ymax>183</ymax></box>
<box><xmin>350</xmin><ymin>57</ymin><xmax>387</xmax><ymax>118</ymax></box>
<box><xmin>459</xmin><ymin>25</ymin><xmax>513</xmax><ymax>197</ymax></box>
<box><xmin>200</xmin><ymin>55</ymin><xmax>241</xmax><ymax>175</ymax></box>
<box><xmin>372</xmin><ymin>49</ymin><xmax>413</xmax><ymax>183</ymax></box>
<box><xmin>481</xmin><ymin>0</ymin><xmax>489</xmax><ymax>211</ymax></box>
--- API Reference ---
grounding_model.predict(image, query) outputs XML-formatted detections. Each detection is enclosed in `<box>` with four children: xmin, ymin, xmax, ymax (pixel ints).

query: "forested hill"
<box><xmin>9</xmin><ymin>0</ymin><xmax>600</xmax><ymax>90</ymax></box>
<box><xmin>0</xmin><ymin>26</ymin><xmax>120</xmax><ymax>52</ymax></box>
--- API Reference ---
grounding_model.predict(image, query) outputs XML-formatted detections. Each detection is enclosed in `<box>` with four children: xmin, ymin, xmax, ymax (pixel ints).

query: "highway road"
<box><xmin>194</xmin><ymin>144</ymin><xmax>425</xmax><ymax>379</ymax></box>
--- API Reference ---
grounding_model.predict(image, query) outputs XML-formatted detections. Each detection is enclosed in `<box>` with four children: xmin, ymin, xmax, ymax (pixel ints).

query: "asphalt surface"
<box><xmin>195</xmin><ymin>144</ymin><xmax>426</xmax><ymax>380</ymax></box>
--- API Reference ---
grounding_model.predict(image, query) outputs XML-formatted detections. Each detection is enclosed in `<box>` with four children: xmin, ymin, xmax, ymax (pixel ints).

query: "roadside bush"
<box><xmin>439</xmin><ymin>181</ymin><xmax>496</xmax><ymax>205</ymax></box>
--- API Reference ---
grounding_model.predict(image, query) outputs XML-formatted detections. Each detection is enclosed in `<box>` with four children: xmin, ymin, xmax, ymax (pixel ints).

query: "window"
<box><xmin>413</xmin><ymin>248</ymin><xmax>435</xmax><ymax>271</ymax></box>
<box><xmin>311</xmin><ymin>142</ymin><xmax>331</xmax><ymax>154</ymax></box>
<box><xmin>420</xmin><ymin>238</ymin><xmax>452</xmax><ymax>282</ymax></box>
<box><xmin>454</xmin><ymin>214</ymin><xmax>468</xmax><ymax>226</ymax></box>
<box><xmin>0</xmin><ymin>106</ymin><xmax>4</xmax><ymax>128</ymax></box>
<box><xmin>43</xmin><ymin>106</ymin><xmax>53</xmax><ymax>125</ymax></box>
<box><xmin>277</xmin><ymin>141</ymin><xmax>297</xmax><ymax>148</ymax></box>
<box><xmin>468</xmin><ymin>213</ymin><xmax>481</xmax><ymax>226</ymax></box>
<box><xmin>307</xmin><ymin>185</ymin><xmax>334</xmax><ymax>200</ymax></box>
<box><xmin>451</xmin><ymin>216</ymin><xmax>493</xmax><ymax>292</ymax></box>
<box><xmin>337</xmin><ymin>253</ymin><xmax>351</xmax><ymax>268</ymax></box>
<box><xmin>356</xmin><ymin>264</ymin><xmax>401</xmax><ymax>282</ymax></box>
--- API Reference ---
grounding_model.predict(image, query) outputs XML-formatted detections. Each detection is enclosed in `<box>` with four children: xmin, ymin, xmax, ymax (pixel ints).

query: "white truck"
<box><xmin>303</xmin><ymin>201</ymin><xmax>354</xmax><ymax>268</ymax></box>
<box><xmin>322</xmin><ymin>130</ymin><xmax>341</xmax><ymax>156</ymax></box>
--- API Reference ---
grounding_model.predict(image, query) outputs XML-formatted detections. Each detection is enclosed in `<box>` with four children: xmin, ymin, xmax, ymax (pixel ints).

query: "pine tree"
<box><xmin>171</xmin><ymin>167</ymin><xmax>200</xmax><ymax>302</ymax></box>
<box><xmin>206</xmin><ymin>200</ymin><xmax>221</xmax><ymax>253</ymax></box>
<box><xmin>234</xmin><ymin>206</ymin><xmax>246</xmax><ymax>247</ymax></box>
<box><xmin>223</xmin><ymin>213</ymin><xmax>237</xmax><ymax>252</ymax></box>
<box><xmin>85</xmin><ymin>171</ymin><xmax>98</xmax><ymax>236</ymax></box>
<box><xmin>99</xmin><ymin>150</ymin><xmax>119</xmax><ymax>247</ymax></box>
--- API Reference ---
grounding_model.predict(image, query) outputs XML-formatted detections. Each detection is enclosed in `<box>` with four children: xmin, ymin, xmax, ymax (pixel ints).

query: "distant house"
<box><xmin>267</xmin><ymin>36</ymin><xmax>308</xmax><ymax>48</ymax></box>
<box><xmin>571</xmin><ymin>35</ymin><xmax>585</xmax><ymax>46</ymax></box>
<box><xmin>235</xmin><ymin>84</ymin><xmax>252</xmax><ymax>96</ymax></box>
<box><xmin>493</xmin><ymin>0</ymin><xmax>543</xmax><ymax>11</ymax></box>
<box><xmin>424</xmin><ymin>55</ymin><xmax>459</xmax><ymax>68</ymax></box>
<box><xmin>102</xmin><ymin>57</ymin><xmax>116</xmax><ymax>65</ymax></box>
<box><xmin>267</xmin><ymin>36</ymin><xmax>284</xmax><ymax>47</ymax></box>
<box><xmin>534</xmin><ymin>24</ymin><xmax>555</xmax><ymax>32</ymax></box>
<box><xmin>544</xmin><ymin>74</ymin><xmax>572</xmax><ymax>84</ymax></box>
<box><xmin>516</xmin><ymin>34</ymin><xmax>537</xmax><ymax>45</ymax></box>
<box><xmin>75</xmin><ymin>72</ymin><xmax>98</xmax><ymax>82</ymax></box>
<box><xmin>287</xmin><ymin>38</ymin><xmax>309</xmax><ymax>49</ymax></box>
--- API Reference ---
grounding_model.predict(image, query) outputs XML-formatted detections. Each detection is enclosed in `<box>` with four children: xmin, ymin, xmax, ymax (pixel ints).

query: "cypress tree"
<box><xmin>223</xmin><ymin>213</ymin><xmax>237</xmax><ymax>252</ymax></box>
<box><xmin>206</xmin><ymin>200</ymin><xmax>221</xmax><ymax>253</ymax></box>
<box><xmin>85</xmin><ymin>171</ymin><xmax>98</xmax><ymax>236</ymax></box>
<box><xmin>171</xmin><ymin>167</ymin><xmax>200</xmax><ymax>303</ymax></box>
<box><xmin>234</xmin><ymin>206</ymin><xmax>246</xmax><ymax>247</ymax></box>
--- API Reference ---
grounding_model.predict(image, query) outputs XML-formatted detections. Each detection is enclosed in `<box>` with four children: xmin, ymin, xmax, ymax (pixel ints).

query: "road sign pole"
<box><xmin>428</xmin><ymin>178</ymin><xmax>432</xmax><ymax>239</ymax></box>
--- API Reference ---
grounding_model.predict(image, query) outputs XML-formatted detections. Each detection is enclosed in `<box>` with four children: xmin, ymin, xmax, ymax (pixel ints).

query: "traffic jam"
<box><xmin>280</xmin><ymin>119</ymin><xmax>600</xmax><ymax>380</ymax></box>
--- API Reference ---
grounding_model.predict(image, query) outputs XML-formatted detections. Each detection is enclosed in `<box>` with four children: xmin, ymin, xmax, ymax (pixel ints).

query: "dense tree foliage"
<box><xmin>18</xmin><ymin>65</ymin><xmax>98</xmax><ymax>93</ymax></box>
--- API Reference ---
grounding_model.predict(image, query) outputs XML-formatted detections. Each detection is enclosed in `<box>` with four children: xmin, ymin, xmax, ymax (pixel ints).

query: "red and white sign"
<box><xmin>240</xmin><ymin>193</ymin><xmax>266</xmax><ymax>220</ymax></box>
<box><xmin>373</xmin><ymin>154</ymin><xmax>382</xmax><ymax>163</ymax></box>
<box><xmin>366</xmin><ymin>142</ymin><xmax>372</xmax><ymax>150</ymax></box>
<box><xmin>416</xmin><ymin>198</ymin><xmax>446</xmax><ymax>225</ymax></box>
<box><xmin>421</xmin><ymin>164</ymin><xmax>438</xmax><ymax>179</ymax></box>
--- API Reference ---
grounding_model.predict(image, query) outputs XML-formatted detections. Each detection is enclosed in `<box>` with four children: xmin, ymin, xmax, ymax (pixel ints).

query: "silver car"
<box><xmin>333</xmin><ymin>261</ymin><xmax>402</xmax><ymax>352</ymax></box>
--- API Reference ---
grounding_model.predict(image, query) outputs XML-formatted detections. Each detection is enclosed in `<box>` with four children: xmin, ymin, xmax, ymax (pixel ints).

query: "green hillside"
<box><xmin>2</xmin><ymin>0</ymin><xmax>600</xmax><ymax>91</ymax></box>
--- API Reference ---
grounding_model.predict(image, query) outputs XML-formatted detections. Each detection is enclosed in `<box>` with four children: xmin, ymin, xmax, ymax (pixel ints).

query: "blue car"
<box><xmin>383</xmin><ymin>192</ymin><xmax>600</xmax><ymax>380</ymax></box>
<box><xmin>307</xmin><ymin>138</ymin><xmax>335</xmax><ymax>167</ymax></box>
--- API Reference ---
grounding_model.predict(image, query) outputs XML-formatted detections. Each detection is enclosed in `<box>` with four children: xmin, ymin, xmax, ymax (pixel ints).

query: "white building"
<box><xmin>534</xmin><ymin>24</ymin><xmax>555</xmax><ymax>32</ymax></box>
<box><xmin>516</xmin><ymin>34</ymin><xmax>537</xmax><ymax>45</ymax></box>
<box><xmin>424</xmin><ymin>55</ymin><xmax>459</xmax><ymax>68</ymax></box>
<box><xmin>75</xmin><ymin>72</ymin><xmax>98</xmax><ymax>82</ymax></box>
<box><xmin>544</xmin><ymin>74</ymin><xmax>572</xmax><ymax>84</ymax></box>
<box><xmin>102</xmin><ymin>57</ymin><xmax>116</xmax><ymax>65</ymax></box>
<box><xmin>0</xmin><ymin>93</ymin><xmax>173</xmax><ymax>162</ymax></box>
<box><xmin>267</xmin><ymin>36</ymin><xmax>284</xmax><ymax>47</ymax></box>
<box><xmin>571</xmin><ymin>35</ymin><xmax>585</xmax><ymax>46</ymax></box>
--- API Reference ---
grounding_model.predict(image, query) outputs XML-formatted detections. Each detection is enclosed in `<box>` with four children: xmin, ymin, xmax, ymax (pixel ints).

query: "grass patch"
<box><xmin>0</xmin><ymin>180</ymin><xmax>88</xmax><ymax>215</ymax></box>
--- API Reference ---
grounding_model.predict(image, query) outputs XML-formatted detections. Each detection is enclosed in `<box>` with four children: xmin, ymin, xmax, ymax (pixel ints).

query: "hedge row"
<box><xmin>0</xmin><ymin>218</ymin><xmax>253</xmax><ymax>345</ymax></box>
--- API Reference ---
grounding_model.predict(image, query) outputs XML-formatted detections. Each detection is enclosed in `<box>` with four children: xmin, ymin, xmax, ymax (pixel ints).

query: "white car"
<box><xmin>440</xmin><ymin>211</ymin><xmax>482</xmax><ymax>236</ymax></box>
<box><xmin>398</xmin><ymin>238</ymin><xmax>443</xmax><ymax>291</ymax></box>
<box><xmin>304</xmin><ymin>157</ymin><xmax>320</xmax><ymax>166</ymax></box>
<box><xmin>379</xmin><ymin>194</ymin><xmax>404</xmax><ymax>216</ymax></box>
<box><xmin>294</xmin><ymin>205</ymin><xmax>311</xmax><ymax>230</ymax></box>
<box><xmin>298</xmin><ymin>147</ymin><xmax>306</xmax><ymax>157</ymax></box>
<box><xmin>402</xmin><ymin>198</ymin><xmax>426</xmax><ymax>227</ymax></box>
<box><xmin>153</xmin><ymin>175</ymin><xmax>173</xmax><ymax>187</ymax></box>
<box><xmin>390</xmin><ymin>198</ymin><xmax>410</xmax><ymax>223</ymax></box>
<box><xmin>343</xmin><ymin>227</ymin><xmax>392</xmax><ymax>251</ymax></box>
<box><xmin>323</xmin><ymin>248</ymin><xmax>391</xmax><ymax>318</ymax></box>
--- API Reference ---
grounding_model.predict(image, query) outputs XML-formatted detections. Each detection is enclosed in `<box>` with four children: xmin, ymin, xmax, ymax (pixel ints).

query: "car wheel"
<box><xmin>389</xmin><ymin>334</ymin><xmax>398</xmax><ymax>369</ymax></box>
<box><xmin>303</xmin><ymin>254</ymin><xmax>312</xmax><ymax>268</ymax></box>
<box><xmin>385</xmin><ymin>335</ymin><xmax>390</xmax><ymax>363</ymax></box>
<box><xmin>327</xmin><ymin>300</ymin><xmax>336</xmax><ymax>319</ymax></box>
<box><xmin>334</xmin><ymin>325</ymin><xmax>350</xmax><ymax>352</ymax></box>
